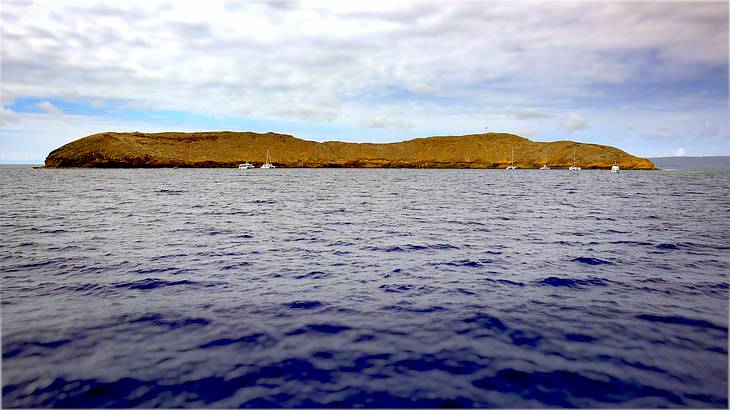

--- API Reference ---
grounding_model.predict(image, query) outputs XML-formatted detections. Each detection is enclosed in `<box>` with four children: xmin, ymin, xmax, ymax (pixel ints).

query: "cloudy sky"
<box><xmin>1</xmin><ymin>0</ymin><xmax>728</xmax><ymax>162</ymax></box>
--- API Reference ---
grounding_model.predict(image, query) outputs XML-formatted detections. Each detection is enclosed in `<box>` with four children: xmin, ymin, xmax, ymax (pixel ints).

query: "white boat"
<box><xmin>540</xmin><ymin>150</ymin><xmax>550</xmax><ymax>170</ymax></box>
<box><xmin>261</xmin><ymin>149</ymin><xmax>276</xmax><ymax>169</ymax></box>
<box><xmin>506</xmin><ymin>149</ymin><xmax>517</xmax><ymax>170</ymax></box>
<box><xmin>569</xmin><ymin>145</ymin><xmax>581</xmax><ymax>171</ymax></box>
<box><xmin>238</xmin><ymin>162</ymin><xmax>255</xmax><ymax>169</ymax></box>
<box><xmin>611</xmin><ymin>163</ymin><xmax>620</xmax><ymax>172</ymax></box>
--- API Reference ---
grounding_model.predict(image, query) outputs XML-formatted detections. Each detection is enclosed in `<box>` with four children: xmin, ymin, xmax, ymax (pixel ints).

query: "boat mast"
<box><xmin>573</xmin><ymin>145</ymin><xmax>576</xmax><ymax>167</ymax></box>
<box><xmin>511</xmin><ymin>149</ymin><xmax>514</xmax><ymax>166</ymax></box>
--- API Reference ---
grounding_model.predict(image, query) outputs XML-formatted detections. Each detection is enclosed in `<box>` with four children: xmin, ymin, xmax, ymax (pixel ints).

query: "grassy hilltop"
<box><xmin>45</xmin><ymin>131</ymin><xmax>655</xmax><ymax>169</ymax></box>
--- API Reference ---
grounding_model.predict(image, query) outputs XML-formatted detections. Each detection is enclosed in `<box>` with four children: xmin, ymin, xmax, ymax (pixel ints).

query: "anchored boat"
<box><xmin>506</xmin><ymin>149</ymin><xmax>517</xmax><ymax>170</ymax></box>
<box><xmin>261</xmin><ymin>149</ymin><xmax>276</xmax><ymax>169</ymax></box>
<box><xmin>569</xmin><ymin>145</ymin><xmax>581</xmax><ymax>171</ymax></box>
<box><xmin>540</xmin><ymin>150</ymin><xmax>550</xmax><ymax>170</ymax></box>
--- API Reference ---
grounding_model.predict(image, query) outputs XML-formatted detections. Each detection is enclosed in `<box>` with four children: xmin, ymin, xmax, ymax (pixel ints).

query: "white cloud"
<box><xmin>0</xmin><ymin>1</ymin><xmax>726</xmax><ymax>126</ymax></box>
<box><xmin>274</xmin><ymin>104</ymin><xmax>338</xmax><ymax>122</ymax></box>
<box><xmin>641</xmin><ymin>125</ymin><xmax>672</xmax><ymax>140</ymax></box>
<box><xmin>89</xmin><ymin>99</ymin><xmax>106</xmax><ymax>108</ymax></box>
<box><xmin>35</xmin><ymin>101</ymin><xmax>62</xmax><ymax>115</ymax></box>
<box><xmin>121</xmin><ymin>100</ymin><xmax>156</xmax><ymax>112</ymax></box>
<box><xmin>560</xmin><ymin>112</ymin><xmax>589</xmax><ymax>133</ymax></box>
<box><xmin>0</xmin><ymin>107</ymin><xmax>20</xmax><ymax>125</ymax></box>
<box><xmin>504</xmin><ymin>108</ymin><xmax>550</xmax><ymax>120</ymax></box>
<box><xmin>359</xmin><ymin>115</ymin><xmax>413</xmax><ymax>131</ymax></box>
<box><xmin>674</xmin><ymin>147</ymin><xmax>687</xmax><ymax>156</ymax></box>
<box><xmin>699</xmin><ymin>120</ymin><xmax>720</xmax><ymax>138</ymax></box>
<box><xmin>406</xmin><ymin>82</ymin><xmax>440</xmax><ymax>94</ymax></box>
<box><xmin>516</xmin><ymin>127</ymin><xmax>540</xmax><ymax>138</ymax></box>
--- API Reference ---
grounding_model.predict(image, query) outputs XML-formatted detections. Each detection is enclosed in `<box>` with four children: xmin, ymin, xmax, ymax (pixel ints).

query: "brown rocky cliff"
<box><xmin>44</xmin><ymin>131</ymin><xmax>655</xmax><ymax>169</ymax></box>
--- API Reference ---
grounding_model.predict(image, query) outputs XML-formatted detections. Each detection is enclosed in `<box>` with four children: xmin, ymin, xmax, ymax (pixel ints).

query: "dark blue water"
<box><xmin>2</xmin><ymin>167</ymin><xmax>728</xmax><ymax>408</ymax></box>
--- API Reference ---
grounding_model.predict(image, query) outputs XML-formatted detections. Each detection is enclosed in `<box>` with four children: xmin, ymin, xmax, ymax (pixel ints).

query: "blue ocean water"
<box><xmin>1</xmin><ymin>167</ymin><xmax>728</xmax><ymax>408</ymax></box>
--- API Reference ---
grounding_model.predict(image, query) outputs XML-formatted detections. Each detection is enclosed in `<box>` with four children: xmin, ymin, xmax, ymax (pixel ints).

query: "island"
<box><xmin>44</xmin><ymin>131</ymin><xmax>655</xmax><ymax>169</ymax></box>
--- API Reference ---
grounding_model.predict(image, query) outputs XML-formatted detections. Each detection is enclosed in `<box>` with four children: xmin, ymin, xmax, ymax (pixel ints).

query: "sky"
<box><xmin>1</xmin><ymin>0</ymin><xmax>728</xmax><ymax>162</ymax></box>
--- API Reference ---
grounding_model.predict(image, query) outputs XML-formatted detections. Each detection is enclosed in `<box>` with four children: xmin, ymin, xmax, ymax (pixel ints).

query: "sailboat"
<box><xmin>261</xmin><ymin>149</ymin><xmax>276</xmax><ymax>169</ymax></box>
<box><xmin>540</xmin><ymin>150</ymin><xmax>550</xmax><ymax>170</ymax></box>
<box><xmin>506</xmin><ymin>149</ymin><xmax>517</xmax><ymax>170</ymax></box>
<box><xmin>568</xmin><ymin>145</ymin><xmax>581</xmax><ymax>171</ymax></box>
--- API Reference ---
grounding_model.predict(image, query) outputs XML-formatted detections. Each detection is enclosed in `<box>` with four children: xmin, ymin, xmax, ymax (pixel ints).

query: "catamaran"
<box><xmin>261</xmin><ymin>149</ymin><xmax>276</xmax><ymax>169</ymax></box>
<box><xmin>506</xmin><ymin>149</ymin><xmax>517</xmax><ymax>170</ymax></box>
<box><xmin>569</xmin><ymin>145</ymin><xmax>581</xmax><ymax>171</ymax></box>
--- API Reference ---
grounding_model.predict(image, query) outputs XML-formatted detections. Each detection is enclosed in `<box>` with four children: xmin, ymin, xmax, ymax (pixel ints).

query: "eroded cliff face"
<box><xmin>44</xmin><ymin>131</ymin><xmax>655</xmax><ymax>169</ymax></box>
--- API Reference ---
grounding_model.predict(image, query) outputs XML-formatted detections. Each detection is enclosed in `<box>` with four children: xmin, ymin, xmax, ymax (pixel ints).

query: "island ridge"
<box><xmin>44</xmin><ymin>131</ymin><xmax>655</xmax><ymax>169</ymax></box>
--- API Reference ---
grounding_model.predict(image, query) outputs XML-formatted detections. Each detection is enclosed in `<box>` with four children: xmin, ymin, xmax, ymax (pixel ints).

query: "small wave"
<box><xmin>293</xmin><ymin>271</ymin><xmax>329</xmax><ymax>279</ymax></box>
<box><xmin>365</xmin><ymin>243</ymin><xmax>459</xmax><ymax>252</ymax></box>
<box><xmin>390</xmin><ymin>351</ymin><xmax>481</xmax><ymax>375</ymax></box>
<box><xmin>65</xmin><ymin>283</ymin><xmax>108</xmax><ymax>295</ymax></box>
<box><xmin>635</xmin><ymin>314</ymin><xmax>728</xmax><ymax>332</ymax></box>
<box><xmin>114</xmin><ymin>278</ymin><xmax>207</xmax><ymax>291</ymax></box>
<box><xmin>149</xmin><ymin>253</ymin><xmax>188</xmax><ymax>261</ymax></box>
<box><xmin>286</xmin><ymin>300</ymin><xmax>324</xmax><ymax>309</ymax></box>
<box><xmin>571</xmin><ymin>257</ymin><xmax>613</xmax><ymax>265</ymax></box>
<box><xmin>471</xmin><ymin>368</ymin><xmax>684</xmax><ymax>406</ymax></box>
<box><xmin>483</xmin><ymin>278</ymin><xmax>526</xmax><ymax>287</ymax></box>
<box><xmin>131</xmin><ymin>266</ymin><xmax>185</xmax><ymax>275</ymax></box>
<box><xmin>444</xmin><ymin>259</ymin><xmax>492</xmax><ymax>267</ymax></box>
<box><xmin>381</xmin><ymin>304</ymin><xmax>446</xmax><ymax>313</ymax></box>
<box><xmin>565</xmin><ymin>333</ymin><xmax>596</xmax><ymax>343</ymax></box>
<box><xmin>322</xmin><ymin>208</ymin><xmax>347</xmax><ymax>214</ymax></box>
<box><xmin>446</xmin><ymin>288</ymin><xmax>479</xmax><ymax>295</ymax></box>
<box><xmin>286</xmin><ymin>324</ymin><xmax>351</xmax><ymax>335</ymax></box>
<box><xmin>509</xmin><ymin>329</ymin><xmax>542</xmax><ymax>346</ymax></box>
<box><xmin>4</xmin><ymin>258</ymin><xmax>67</xmax><ymax>272</ymax></box>
<box><xmin>127</xmin><ymin>313</ymin><xmax>209</xmax><ymax>329</ymax></box>
<box><xmin>609</xmin><ymin>240</ymin><xmax>653</xmax><ymax>246</ymax></box>
<box><xmin>40</xmin><ymin>229</ymin><xmax>68</xmax><ymax>234</ymax></box>
<box><xmin>3</xmin><ymin>339</ymin><xmax>71</xmax><ymax>360</ymax></box>
<box><xmin>156</xmin><ymin>189</ymin><xmax>185</xmax><ymax>194</ymax></box>
<box><xmin>327</xmin><ymin>240</ymin><xmax>354</xmax><ymax>247</ymax></box>
<box><xmin>199</xmin><ymin>332</ymin><xmax>274</xmax><ymax>348</ymax></box>
<box><xmin>380</xmin><ymin>284</ymin><xmax>414</xmax><ymax>293</ymax></box>
<box><xmin>462</xmin><ymin>313</ymin><xmax>509</xmax><ymax>332</ymax></box>
<box><xmin>535</xmin><ymin>276</ymin><xmax>611</xmax><ymax>288</ymax></box>
<box><xmin>219</xmin><ymin>261</ymin><xmax>252</xmax><ymax>271</ymax></box>
<box><xmin>205</xmin><ymin>230</ymin><xmax>231</xmax><ymax>236</ymax></box>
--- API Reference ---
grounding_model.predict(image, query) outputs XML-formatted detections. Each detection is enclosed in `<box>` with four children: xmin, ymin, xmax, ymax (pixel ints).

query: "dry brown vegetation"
<box><xmin>45</xmin><ymin>131</ymin><xmax>655</xmax><ymax>169</ymax></box>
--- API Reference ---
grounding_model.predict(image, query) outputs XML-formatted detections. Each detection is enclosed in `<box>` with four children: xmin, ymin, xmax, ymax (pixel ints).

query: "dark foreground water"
<box><xmin>2</xmin><ymin>167</ymin><xmax>728</xmax><ymax>408</ymax></box>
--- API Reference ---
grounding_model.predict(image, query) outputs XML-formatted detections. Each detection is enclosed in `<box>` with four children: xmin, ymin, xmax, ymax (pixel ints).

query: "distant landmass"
<box><xmin>44</xmin><ymin>131</ymin><xmax>655</xmax><ymax>169</ymax></box>
<box><xmin>648</xmin><ymin>156</ymin><xmax>730</xmax><ymax>170</ymax></box>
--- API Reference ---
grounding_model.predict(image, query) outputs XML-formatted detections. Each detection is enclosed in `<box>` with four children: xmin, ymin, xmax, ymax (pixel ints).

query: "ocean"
<box><xmin>1</xmin><ymin>167</ymin><xmax>728</xmax><ymax>407</ymax></box>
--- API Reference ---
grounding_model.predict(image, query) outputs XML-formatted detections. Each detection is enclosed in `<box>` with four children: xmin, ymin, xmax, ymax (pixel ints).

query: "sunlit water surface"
<box><xmin>2</xmin><ymin>168</ymin><xmax>728</xmax><ymax>407</ymax></box>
